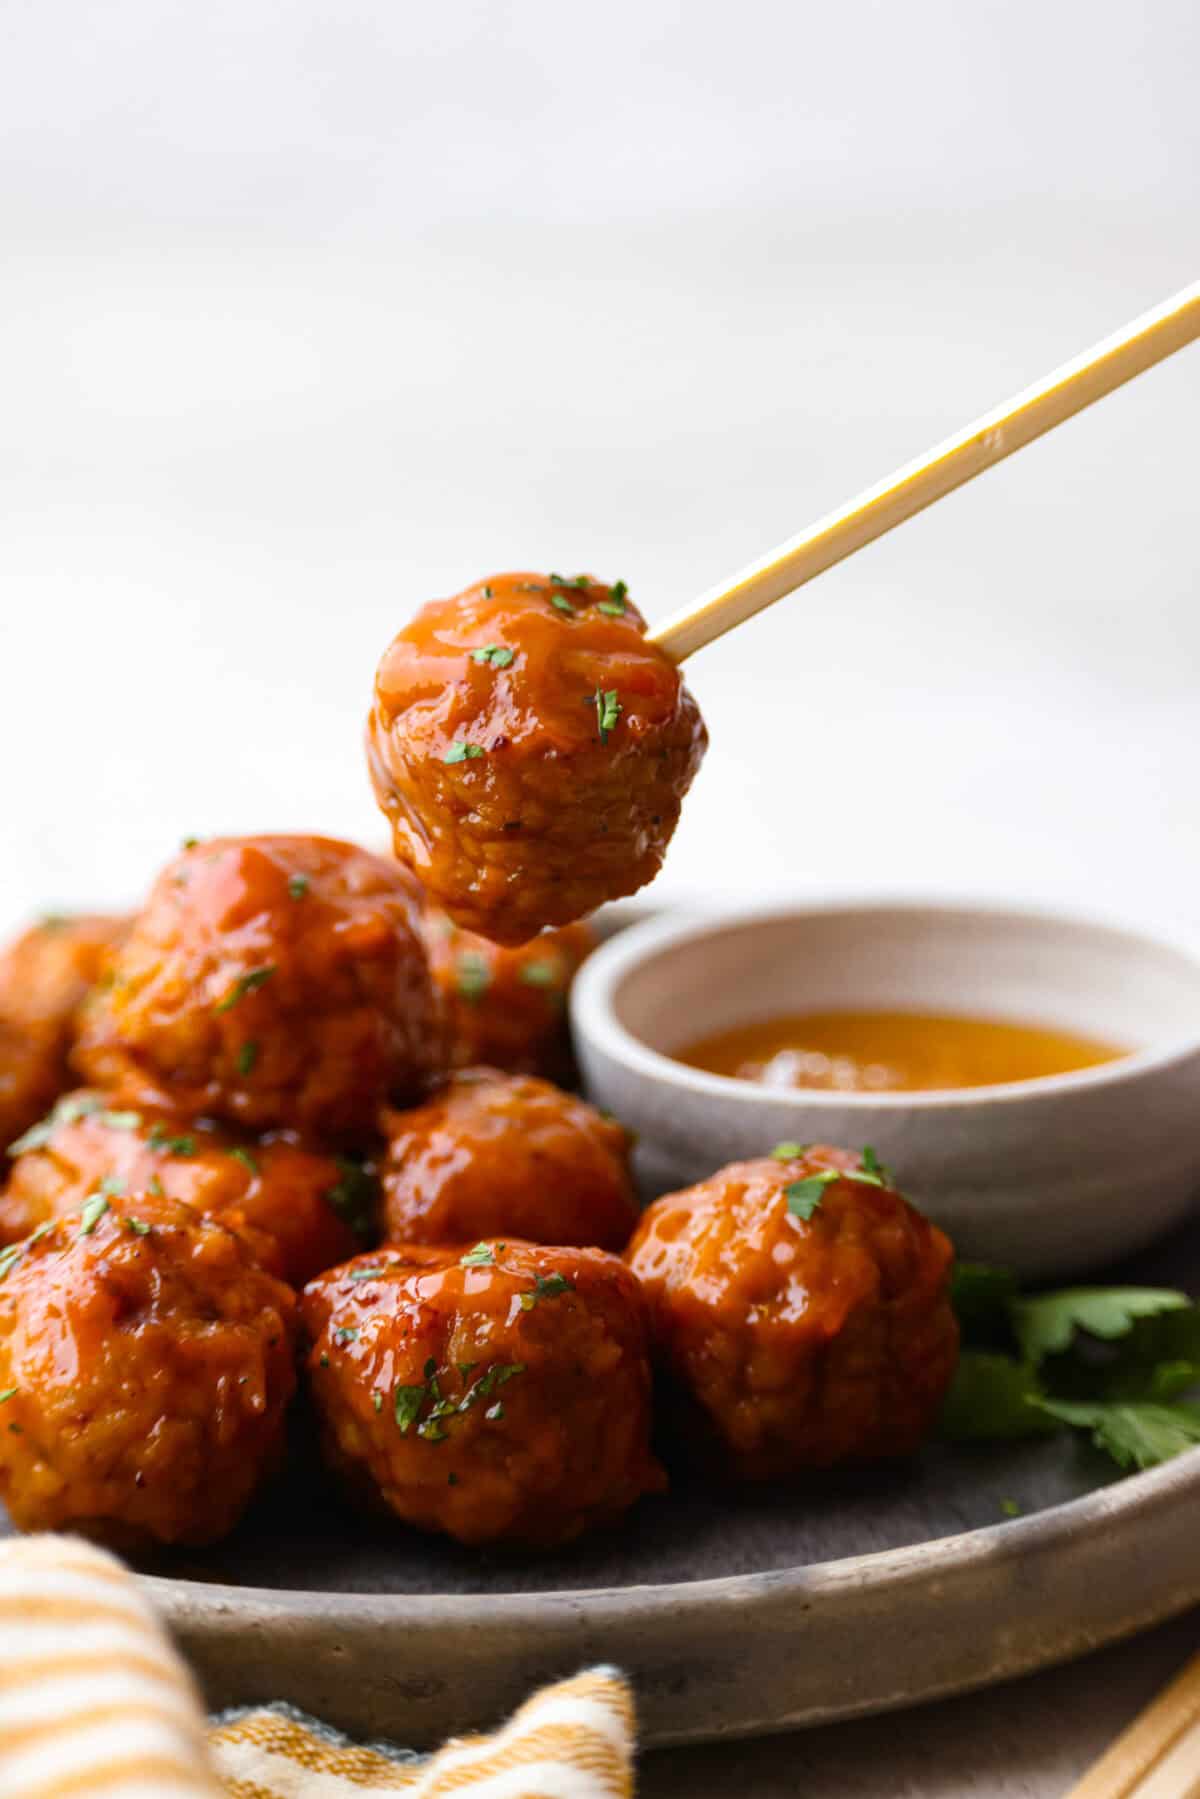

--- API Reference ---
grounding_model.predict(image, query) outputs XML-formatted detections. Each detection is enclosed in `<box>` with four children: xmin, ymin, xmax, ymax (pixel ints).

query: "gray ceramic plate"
<box><xmin>5</xmin><ymin>1220</ymin><xmax>1200</xmax><ymax>1750</ymax></box>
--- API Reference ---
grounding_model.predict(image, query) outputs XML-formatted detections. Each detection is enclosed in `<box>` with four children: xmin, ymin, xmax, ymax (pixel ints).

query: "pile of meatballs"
<box><xmin>0</xmin><ymin>573</ymin><xmax>960</xmax><ymax>1555</ymax></box>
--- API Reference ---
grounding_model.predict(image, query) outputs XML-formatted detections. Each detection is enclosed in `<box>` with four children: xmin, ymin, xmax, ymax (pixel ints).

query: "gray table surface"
<box><xmin>641</xmin><ymin>1609</ymin><xmax>1200</xmax><ymax>1797</ymax></box>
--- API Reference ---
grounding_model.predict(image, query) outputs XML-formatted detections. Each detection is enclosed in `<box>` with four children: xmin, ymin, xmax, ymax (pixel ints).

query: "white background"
<box><xmin>2</xmin><ymin>1</ymin><xmax>1198</xmax><ymax>942</ymax></box>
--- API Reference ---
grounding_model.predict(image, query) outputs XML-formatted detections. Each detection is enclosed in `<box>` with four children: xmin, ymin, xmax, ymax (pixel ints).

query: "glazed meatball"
<box><xmin>367</xmin><ymin>573</ymin><xmax>707</xmax><ymax>944</ymax></box>
<box><xmin>379</xmin><ymin>1069</ymin><xmax>637</xmax><ymax>1252</ymax></box>
<box><xmin>1</xmin><ymin>1090</ymin><xmax>375</xmax><ymax>1285</ymax></box>
<box><xmin>0</xmin><ymin>1192</ymin><xmax>296</xmax><ymax>1546</ymax></box>
<box><xmin>75</xmin><ymin>836</ymin><xmax>439</xmax><ymax>1140</ymax></box>
<box><xmin>0</xmin><ymin>914</ymin><xmax>127</xmax><ymax>1153</ymax></box>
<box><xmin>626</xmin><ymin>1146</ymin><xmax>959</xmax><ymax>1478</ymax></box>
<box><xmin>424</xmin><ymin>906</ymin><xmax>594</xmax><ymax>1080</ymax></box>
<box><xmin>302</xmin><ymin>1240</ymin><xmax>663</xmax><ymax>1546</ymax></box>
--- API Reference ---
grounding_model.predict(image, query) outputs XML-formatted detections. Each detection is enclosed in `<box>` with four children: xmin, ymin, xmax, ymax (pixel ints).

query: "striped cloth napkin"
<box><xmin>0</xmin><ymin>1536</ymin><xmax>636</xmax><ymax>1798</ymax></box>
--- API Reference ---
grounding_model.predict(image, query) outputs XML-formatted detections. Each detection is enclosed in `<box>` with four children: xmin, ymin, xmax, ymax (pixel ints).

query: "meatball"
<box><xmin>302</xmin><ymin>1239</ymin><xmax>663</xmax><ymax>1546</ymax></box>
<box><xmin>367</xmin><ymin>573</ymin><xmax>707</xmax><ymax>944</ymax></box>
<box><xmin>0</xmin><ymin>913</ymin><xmax>128</xmax><ymax>1153</ymax></box>
<box><xmin>424</xmin><ymin>906</ymin><xmax>593</xmax><ymax>1080</ymax></box>
<box><xmin>75</xmin><ymin>835</ymin><xmax>439</xmax><ymax>1140</ymax></box>
<box><xmin>626</xmin><ymin>1146</ymin><xmax>959</xmax><ymax>1478</ymax></box>
<box><xmin>0</xmin><ymin>912</ymin><xmax>126</xmax><ymax>1035</ymax></box>
<box><xmin>1</xmin><ymin>1090</ymin><xmax>375</xmax><ymax>1285</ymax></box>
<box><xmin>379</xmin><ymin>1069</ymin><xmax>637</xmax><ymax>1252</ymax></box>
<box><xmin>0</xmin><ymin>1192</ymin><xmax>297</xmax><ymax>1546</ymax></box>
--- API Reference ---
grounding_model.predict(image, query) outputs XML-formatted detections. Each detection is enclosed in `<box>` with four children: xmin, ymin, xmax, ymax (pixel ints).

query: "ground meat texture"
<box><xmin>1</xmin><ymin>1090</ymin><xmax>376</xmax><ymax>1285</ymax></box>
<box><xmin>302</xmin><ymin>1240</ymin><xmax>664</xmax><ymax>1547</ymax></box>
<box><xmin>424</xmin><ymin>906</ymin><xmax>594</xmax><ymax>1081</ymax></box>
<box><xmin>0</xmin><ymin>914</ymin><xmax>128</xmax><ymax>1153</ymax></box>
<box><xmin>625</xmin><ymin>1147</ymin><xmax>959</xmax><ymax>1478</ymax></box>
<box><xmin>367</xmin><ymin>573</ymin><xmax>707</xmax><ymax>944</ymax></box>
<box><xmin>0</xmin><ymin>1193</ymin><xmax>297</xmax><ymax>1547</ymax></box>
<box><xmin>74</xmin><ymin>836</ymin><xmax>439</xmax><ymax>1141</ymax></box>
<box><xmin>379</xmin><ymin>1069</ymin><xmax>637</xmax><ymax>1252</ymax></box>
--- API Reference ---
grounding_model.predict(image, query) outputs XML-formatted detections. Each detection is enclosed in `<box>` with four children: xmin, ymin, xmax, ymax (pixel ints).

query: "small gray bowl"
<box><xmin>572</xmin><ymin>899</ymin><xmax>1200</xmax><ymax>1277</ymax></box>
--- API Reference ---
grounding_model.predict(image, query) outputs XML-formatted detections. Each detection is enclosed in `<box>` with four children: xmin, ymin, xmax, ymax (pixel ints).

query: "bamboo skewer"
<box><xmin>1064</xmin><ymin>1649</ymin><xmax>1200</xmax><ymax>1799</ymax></box>
<box><xmin>648</xmin><ymin>280</ymin><xmax>1200</xmax><ymax>665</ymax></box>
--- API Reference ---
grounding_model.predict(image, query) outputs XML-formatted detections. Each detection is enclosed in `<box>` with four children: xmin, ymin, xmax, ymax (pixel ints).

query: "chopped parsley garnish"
<box><xmin>372</xmin><ymin>1391</ymin><xmax>383</xmax><ymax>1412</ymax></box>
<box><xmin>785</xmin><ymin>1172</ymin><xmax>839</xmax><ymax>1219</ymax></box>
<box><xmin>0</xmin><ymin>1247</ymin><xmax>21</xmax><ymax>1281</ymax></box>
<box><xmin>597</xmin><ymin>600</ymin><xmax>626</xmax><ymax>617</ymax></box>
<box><xmin>99</xmin><ymin>1175</ymin><xmax>125</xmax><ymax>1197</ymax></box>
<box><xmin>324</xmin><ymin>1160</ymin><xmax>378</xmax><ymax>1240</ymax></box>
<box><xmin>519</xmin><ymin>1271</ymin><xmax>573</xmax><ymax>1310</ymax></box>
<box><xmin>456</xmin><ymin>952</ymin><xmax>491</xmax><ymax>1003</ymax></box>
<box><xmin>550</xmin><ymin>595</ymin><xmax>576</xmax><ymax>617</ymax></box>
<box><xmin>334</xmin><ymin>1326</ymin><xmax>358</xmax><ymax>1345</ymax></box>
<box><xmin>393</xmin><ymin>1384</ymin><xmax>426</xmax><ymax>1435</ymax></box>
<box><xmin>237</xmin><ymin>1040</ymin><xmax>259</xmax><ymax>1075</ymax></box>
<box><xmin>8</xmin><ymin>1093</ymin><xmax>109</xmax><ymax>1155</ymax></box>
<box><xmin>125</xmin><ymin>1217</ymin><xmax>151</xmax><ymax>1236</ymax></box>
<box><xmin>79</xmin><ymin>1194</ymin><xmax>109</xmax><ymax>1236</ymax></box>
<box><xmin>593</xmin><ymin>688</ymin><xmax>622</xmax><ymax>744</ymax></box>
<box><xmin>460</xmin><ymin>1243</ymin><xmax>495</xmax><ymax>1268</ymax></box>
<box><xmin>181</xmin><ymin>836</ymin><xmax>200</xmax><ymax>850</ymax></box>
<box><xmin>99</xmin><ymin>1110</ymin><xmax>141</xmax><ymax>1132</ymax></box>
<box><xmin>861</xmin><ymin>1145</ymin><xmax>888</xmax><ymax>1180</ymax></box>
<box><xmin>347</xmin><ymin>1264</ymin><xmax>386</xmax><ymax>1283</ymax></box>
<box><xmin>770</xmin><ymin>1141</ymin><xmax>809</xmax><ymax>1161</ymax></box>
<box><xmin>444</xmin><ymin>741</ymin><xmax>484</xmax><ymax>764</ymax></box>
<box><xmin>482</xmin><ymin>584</ymin><xmax>493</xmax><ymax>599</ymax></box>
<box><xmin>147</xmin><ymin>1125</ymin><xmax>195</xmax><ymax>1156</ymax></box>
<box><xmin>147</xmin><ymin>1176</ymin><xmax>164</xmax><ymax>1198</ymax></box>
<box><xmin>471</xmin><ymin>644</ymin><xmax>515</xmax><ymax>669</ymax></box>
<box><xmin>287</xmin><ymin>873</ymin><xmax>310</xmax><ymax>900</ymax></box>
<box><xmin>518</xmin><ymin>960</ymin><xmax>558</xmax><ymax>989</ymax></box>
<box><xmin>228</xmin><ymin>1146</ymin><xmax>259</xmax><ymax>1176</ymax></box>
<box><xmin>0</xmin><ymin>1388</ymin><xmax>15</xmax><ymax>1403</ymax></box>
<box><xmin>214</xmin><ymin>965</ymin><xmax>277</xmax><ymax>1012</ymax></box>
<box><xmin>1000</xmin><ymin>1497</ymin><xmax>1022</xmax><ymax>1517</ymax></box>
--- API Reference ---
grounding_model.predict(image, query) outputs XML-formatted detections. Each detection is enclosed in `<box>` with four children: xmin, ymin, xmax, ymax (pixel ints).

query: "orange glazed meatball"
<box><xmin>75</xmin><ymin>835</ymin><xmax>438</xmax><ymax>1140</ymax></box>
<box><xmin>0</xmin><ymin>1192</ymin><xmax>297</xmax><ymax>1546</ymax></box>
<box><xmin>0</xmin><ymin>913</ymin><xmax>127</xmax><ymax>1153</ymax></box>
<box><xmin>379</xmin><ymin>1069</ymin><xmax>637</xmax><ymax>1252</ymax></box>
<box><xmin>424</xmin><ymin>906</ymin><xmax>594</xmax><ymax>1079</ymax></box>
<box><xmin>367</xmin><ymin>573</ymin><xmax>707</xmax><ymax>944</ymax></box>
<box><xmin>1</xmin><ymin>1090</ymin><xmax>375</xmax><ymax>1285</ymax></box>
<box><xmin>626</xmin><ymin>1146</ymin><xmax>959</xmax><ymax>1479</ymax></box>
<box><xmin>302</xmin><ymin>1240</ymin><xmax>663</xmax><ymax>1546</ymax></box>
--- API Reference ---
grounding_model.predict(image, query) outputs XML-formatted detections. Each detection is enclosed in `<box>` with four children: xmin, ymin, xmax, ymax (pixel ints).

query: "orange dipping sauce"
<box><xmin>676</xmin><ymin>1009</ymin><xmax>1127</xmax><ymax>1093</ymax></box>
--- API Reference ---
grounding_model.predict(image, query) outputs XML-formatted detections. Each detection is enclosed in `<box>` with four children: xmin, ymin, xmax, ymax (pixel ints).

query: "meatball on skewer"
<box><xmin>2</xmin><ymin>1090</ymin><xmax>376</xmax><ymax>1286</ymax></box>
<box><xmin>423</xmin><ymin>906</ymin><xmax>593</xmax><ymax>1081</ymax></box>
<box><xmin>75</xmin><ymin>835</ymin><xmax>439</xmax><ymax>1140</ymax></box>
<box><xmin>380</xmin><ymin>1068</ymin><xmax>637</xmax><ymax>1253</ymax></box>
<box><xmin>0</xmin><ymin>1193</ymin><xmax>297</xmax><ymax>1547</ymax></box>
<box><xmin>303</xmin><ymin>1240</ymin><xmax>663</xmax><ymax>1547</ymax></box>
<box><xmin>368</xmin><ymin>574</ymin><xmax>707</xmax><ymax>944</ymax></box>
<box><xmin>626</xmin><ymin>1145</ymin><xmax>959</xmax><ymax>1478</ymax></box>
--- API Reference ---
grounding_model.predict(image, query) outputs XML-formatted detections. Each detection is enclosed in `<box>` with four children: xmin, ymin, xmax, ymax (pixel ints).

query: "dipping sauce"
<box><xmin>676</xmin><ymin>1010</ymin><xmax>1127</xmax><ymax>1093</ymax></box>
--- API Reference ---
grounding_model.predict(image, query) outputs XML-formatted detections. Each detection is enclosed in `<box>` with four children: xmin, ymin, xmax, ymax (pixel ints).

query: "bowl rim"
<box><xmin>571</xmin><ymin>895</ymin><xmax>1200</xmax><ymax>1111</ymax></box>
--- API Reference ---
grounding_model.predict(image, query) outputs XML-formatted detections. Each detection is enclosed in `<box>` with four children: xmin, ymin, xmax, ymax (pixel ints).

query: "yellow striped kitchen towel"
<box><xmin>0</xmin><ymin>1535</ymin><xmax>636</xmax><ymax>1798</ymax></box>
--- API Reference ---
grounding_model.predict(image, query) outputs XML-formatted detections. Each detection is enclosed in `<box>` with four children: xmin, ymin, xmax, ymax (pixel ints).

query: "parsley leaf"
<box><xmin>347</xmin><ymin>1264</ymin><xmax>386</xmax><ymax>1283</ymax></box>
<box><xmin>214</xmin><ymin>966</ymin><xmax>276</xmax><ymax>1013</ymax></box>
<box><xmin>785</xmin><ymin>1172</ymin><xmax>839</xmax><ymax>1219</ymax></box>
<box><xmin>550</xmin><ymin>594</ymin><xmax>576</xmax><ymax>617</ymax></box>
<box><xmin>517</xmin><ymin>959</ymin><xmax>559</xmax><ymax>989</ymax></box>
<box><xmin>0</xmin><ymin>1388</ymin><xmax>16</xmax><ymax>1403</ymax></box>
<box><xmin>598</xmin><ymin>599</ymin><xmax>626</xmax><ymax>617</ymax></box>
<box><xmin>287</xmin><ymin>873</ymin><xmax>310</xmax><ymax>900</ymax></box>
<box><xmin>228</xmin><ymin>1146</ymin><xmax>259</xmax><ymax>1176</ymax></box>
<box><xmin>324</xmin><ymin>1160</ymin><xmax>378</xmax><ymax>1240</ymax></box>
<box><xmin>147</xmin><ymin>1125</ymin><xmax>195</xmax><ymax>1156</ymax></box>
<box><xmin>471</xmin><ymin>644</ymin><xmax>515</xmax><ymax>669</ymax></box>
<box><xmin>125</xmin><ymin>1217</ymin><xmax>151</xmax><ymax>1236</ymax></box>
<box><xmin>460</xmin><ymin>1243</ymin><xmax>495</xmax><ymax>1267</ymax></box>
<box><xmin>1011</xmin><ymin>1288</ymin><xmax>1189</xmax><ymax>1365</ymax></box>
<box><xmin>393</xmin><ymin>1385</ymin><xmax>426</xmax><ymax>1434</ymax></box>
<box><xmin>593</xmin><ymin>688</ymin><xmax>622</xmax><ymax>744</ymax></box>
<box><xmin>1033</xmin><ymin>1398</ymin><xmax>1200</xmax><ymax>1470</ymax></box>
<box><xmin>770</xmin><ymin>1141</ymin><xmax>809</xmax><ymax>1161</ymax></box>
<box><xmin>519</xmin><ymin>1271</ymin><xmax>573</xmax><ymax>1310</ymax></box>
<box><xmin>940</xmin><ymin>1353</ymin><xmax>1058</xmax><ymax>1441</ymax></box>
<box><xmin>444</xmin><ymin>741</ymin><xmax>484</xmax><ymax>764</ymax></box>
<box><xmin>951</xmin><ymin>1262</ymin><xmax>1022</xmax><ymax>1338</ymax></box>
<box><xmin>237</xmin><ymin>1040</ymin><xmax>259</xmax><ymax>1075</ymax></box>
<box><xmin>79</xmin><ymin>1194</ymin><xmax>109</xmax><ymax>1236</ymax></box>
